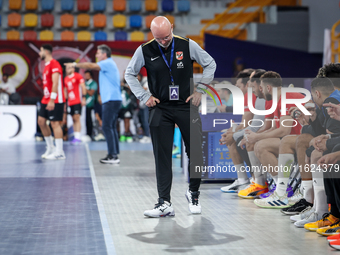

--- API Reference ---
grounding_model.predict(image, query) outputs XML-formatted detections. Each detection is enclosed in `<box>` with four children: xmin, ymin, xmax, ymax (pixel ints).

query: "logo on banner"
<box><xmin>176</xmin><ymin>51</ymin><xmax>183</xmax><ymax>60</ymax></box>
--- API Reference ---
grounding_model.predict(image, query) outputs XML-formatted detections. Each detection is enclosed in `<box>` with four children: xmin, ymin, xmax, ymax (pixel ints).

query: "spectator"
<box><xmin>0</xmin><ymin>73</ymin><xmax>18</xmax><ymax>105</ymax></box>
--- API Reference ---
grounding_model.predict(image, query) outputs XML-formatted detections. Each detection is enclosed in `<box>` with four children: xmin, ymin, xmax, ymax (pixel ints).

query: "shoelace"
<box><xmin>321</xmin><ymin>213</ymin><xmax>331</xmax><ymax>221</ymax></box>
<box><xmin>329</xmin><ymin>219</ymin><xmax>340</xmax><ymax>227</ymax></box>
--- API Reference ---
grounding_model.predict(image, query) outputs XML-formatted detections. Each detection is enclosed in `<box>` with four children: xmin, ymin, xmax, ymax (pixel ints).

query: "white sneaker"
<box><xmin>221</xmin><ymin>179</ymin><xmax>250</xmax><ymax>193</ymax></box>
<box><xmin>290</xmin><ymin>206</ymin><xmax>315</xmax><ymax>222</ymax></box>
<box><xmin>41</xmin><ymin>146</ymin><xmax>55</xmax><ymax>159</ymax></box>
<box><xmin>139</xmin><ymin>136</ymin><xmax>151</xmax><ymax>143</ymax></box>
<box><xmin>144</xmin><ymin>199</ymin><xmax>175</xmax><ymax>218</ymax></box>
<box><xmin>45</xmin><ymin>151</ymin><xmax>66</xmax><ymax>160</ymax></box>
<box><xmin>254</xmin><ymin>191</ymin><xmax>290</xmax><ymax>209</ymax></box>
<box><xmin>294</xmin><ymin>211</ymin><xmax>322</xmax><ymax>228</ymax></box>
<box><xmin>185</xmin><ymin>189</ymin><xmax>201</xmax><ymax>214</ymax></box>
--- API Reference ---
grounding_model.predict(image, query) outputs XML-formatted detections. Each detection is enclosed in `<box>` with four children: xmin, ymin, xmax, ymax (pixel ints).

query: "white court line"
<box><xmin>85</xmin><ymin>143</ymin><xmax>116</xmax><ymax>255</ymax></box>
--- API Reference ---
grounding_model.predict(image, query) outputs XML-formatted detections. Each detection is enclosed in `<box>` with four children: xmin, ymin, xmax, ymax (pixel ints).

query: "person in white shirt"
<box><xmin>0</xmin><ymin>73</ymin><xmax>16</xmax><ymax>105</ymax></box>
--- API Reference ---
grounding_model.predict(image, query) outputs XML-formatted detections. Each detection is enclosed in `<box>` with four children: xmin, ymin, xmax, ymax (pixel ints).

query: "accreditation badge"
<box><xmin>169</xmin><ymin>85</ymin><xmax>179</xmax><ymax>100</ymax></box>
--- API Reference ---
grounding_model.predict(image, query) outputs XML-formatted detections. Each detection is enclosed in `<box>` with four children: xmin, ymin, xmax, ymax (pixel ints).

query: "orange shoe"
<box><xmin>238</xmin><ymin>183</ymin><xmax>268</xmax><ymax>199</ymax></box>
<box><xmin>328</xmin><ymin>233</ymin><xmax>340</xmax><ymax>242</ymax></box>
<box><xmin>329</xmin><ymin>239</ymin><xmax>340</xmax><ymax>250</ymax></box>
<box><xmin>304</xmin><ymin>213</ymin><xmax>339</xmax><ymax>231</ymax></box>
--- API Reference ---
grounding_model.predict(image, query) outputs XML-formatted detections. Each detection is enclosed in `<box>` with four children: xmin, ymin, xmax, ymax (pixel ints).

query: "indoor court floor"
<box><xmin>0</xmin><ymin>141</ymin><xmax>336</xmax><ymax>255</ymax></box>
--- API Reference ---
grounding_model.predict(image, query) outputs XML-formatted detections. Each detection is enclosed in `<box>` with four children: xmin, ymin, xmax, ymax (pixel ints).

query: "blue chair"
<box><xmin>177</xmin><ymin>0</ymin><xmax>190</xmax><ymax>13</ymax></box>
<box><xmin>115</xmin><ymin>31</ymin><xmax>127</xmax><ymax>41</ymax></box>
<box><xmin>129</xmin><ymin>0</ymin><xmax>142</xmax><ymax>12</ymax></box>
<box><xmin>162</xmin><ymin>0</ymin><xmax>174</xmax><ymax>12</ymax></box>
<box><xmin>61</xmin><ymin>0</ymin><xmax>74</xmax><ymax>12</ymax></box>
<box><xmin>41</xmin><ymin>0</ymin><xmax>54</xmax><ymax>11</ymax></box>
<box><xmin>130</xmin><ymin>15</ymin><xmax>142</xmax><ymax>29</ymax></box>
<box><xmin>93</xmin><ymin>0</ymin><xmax>106</xmax><ymax>12</ymax></box>
<box><xmin>94</xmin><ymin>31</ymin><xmax>107</xmax><ymax>41</ymax></box>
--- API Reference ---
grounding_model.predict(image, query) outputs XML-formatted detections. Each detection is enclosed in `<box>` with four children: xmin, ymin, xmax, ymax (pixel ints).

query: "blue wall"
<box><xmin>205</xmin><ymin>33</ymin><xmax>322</xmax><ymax>78</ymax></box>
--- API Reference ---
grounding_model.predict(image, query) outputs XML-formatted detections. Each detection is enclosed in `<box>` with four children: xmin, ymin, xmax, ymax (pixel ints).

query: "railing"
<box><xmin>331</xmin><ymin>19</ymin><xmax>340</xmax><ymax>63</ymax></box>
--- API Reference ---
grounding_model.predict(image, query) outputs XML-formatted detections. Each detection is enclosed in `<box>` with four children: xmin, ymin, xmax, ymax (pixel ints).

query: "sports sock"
<box><xmin>74</xmin><ymin>132</ymin><xmax>81</xmax><ymax>140</ymax></box>
<box><xmin>312</xmin><ymin>165</ymin><xmax>328</xmax><ymax>215</ymax></box>
<box><xmin>276</xmin><ymin>154</ymin><xmax>294</xmax><ymax>197</ymax></box>
<box><xmin>45</xmin><ymin>136</ymin><xmax>53</xmax><ymax>148</ymax></box>
<box><xmin>301</xmin><ymin>180</ymin><xmax>313</xmax><ymax>204</ymax></box>
<box><xmin>55</xmin><ymin>138</ymin><xmax>63</xmax><ymax>154</ymax></box>
<box><xmin>236</xmin><ymin>164</ymin><xmax>249</xmax><ymax>183</ymax></box>
<box><xmin>248</xmin><ymin>151</ymin><xmax>266</xmax><ymax>186</ymax></box>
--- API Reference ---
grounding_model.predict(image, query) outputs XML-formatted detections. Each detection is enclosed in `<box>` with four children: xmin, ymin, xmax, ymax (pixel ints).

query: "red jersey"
<box><xmin>265</xmin><ymin>100</ymin><xmax>274</xmax><ymax>119</ymax></box>
<box><xmin>64</xmin><ymin>72</ymin><xmax>85</xmax><ymax>106</ymax></box>
<box><xmin>244</xmin><ymin>92</ymin><xmax>257</xmax><ymax>112</ymax></box>
<box><xmin>273</xmin><ymin>92</ymin><xmax>305</xmax><ymax>135</ymax></box>
<box><xmin>41</xmin><ymin>59</ymin><xmax>65</xmax><ymax>104</ymax></box>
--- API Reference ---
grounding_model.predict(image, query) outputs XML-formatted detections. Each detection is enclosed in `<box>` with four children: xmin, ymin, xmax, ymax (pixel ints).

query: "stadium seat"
<box><xmin>9</xmin><ymin>0</ymin><xmax>22</xmax><ymax>11</ymax></box>
<box><xmin>7</xmin><ymin>30</ymin><xmax>20</xmax><ymax>40</ymax></box>
<box><xmin>130</xmin><ymin>15</ymin><xmax>142</xmax><ymax>29</ymax></box>
<box><xmin>147</xmin><ymin>31</ymin><xmax>153</xmax><ymax>41</ymax></box>
<box><xmin>93</xmin><ymin>13</ymin><xmax>106</xmax><ymax>28</ymax></box>
<box><xmin>162</xmin><ymin>0</ymin><xmax>174</xmax><ymax>12</ymax></box>
<box><xmin>61</xmin><ymin>31</ymin><xmax>75</xmax><ymax>41</ymax></box>
<box><xmin>94</xmin><ymin>31</ymin><xmax>107</xmax><ymax>41</ymax></box>
<box><xmin>40</xmin><ymin>30</ymin><xmax>54</xmax><ymax>40</ymax></box>
<box><xmin>61</xmin><ymin>0</ymin><xmax>74</xmax><ymax>12</ymax></box>
<box><xmin>77</xmin><ymin>14</ymin><xmax>90</xmax><ymax>28</ymax></box>
<box><xmin>41</xmin><ymin>13</ymin><xmax>54</xmax><ymax>28</ymax></box>
<box><xmin>130</xmin><ymin>31</ymin><xmax>145</xmax><ymax>41</ymax></box>
<box><xmin>61</xmin><ymin>14</ymin><xmax>74</xmax><ymax>28</ymax></box>
<box><xmin>7</xmin><ymin>13</ymin><xmax>21</xmax><ymax>28</ymax></box>
<box><xmin>113</xmin><ymin>0</ymin><xmax>126</xmax><ymax>12</ymax></box>
<box><xmin>25</xmin><ymin>0</ymin><xmax>38</xmax><ymax>11</ymax></box>
<box><xmin>165</xmin><ymin>14</ymin><xmax>175</xmax><ymax>26</ymax></box>
<box><xmin>145</xmin><ymin>15</ymin><xmax>156</xmax><ymax>29</ymax></box>
<box><xmin>113</xmin><ymin>14</ymin><xmax>126</xmax><ymax>28</ymax></box>
<box><xmin>77</xmin><ymin>0</ymin><xmax>90</xmax><ymax>12</ymax></box>
<box><xmin>24</xmin><ymin>13</ymin><xmax>38</xmax><ymax>27</ymax></box>
<box><xmin>41</xmin><ymin>0</ymin><xmax>54</xmax><ymax>11</ymax></box>
<box><xmin>177</xmin><ymin>0</ymin><xmax>190</xmax><ymax>13</ymax></box>
<box><xmin>115</xmin><ymin>31</ymin><xmax>127</xmax><ymax>41</ymax></box>
<box><xmin>23</xmin><ymin>30</ymin><xmax>37</xmax><ymax>40</ymax></box>
<box><xmin>77</xmin><ymin>31</ymin><xmax>91</xmax><ymax>41</ymax></box>
<box><xmin>145</xmin><ymin>0</ymin><xmax>158</xmax><ymax>12</ymax></box>
<box><xmin>93</xmin><ymin>0</ymin><xmax>106</xmax><ymax>12</ymax></box>
<box><xmin>129</xmin><ymin>0</ymin><xmax>142</xmax><ymax>12</ymax></box>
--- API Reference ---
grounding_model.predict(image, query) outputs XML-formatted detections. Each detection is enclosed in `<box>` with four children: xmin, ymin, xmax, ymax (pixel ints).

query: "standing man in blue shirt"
<box><xmin>65</xmin><ymin>45</ymin><xmax>122</xmax><ymax>164</ymax></box>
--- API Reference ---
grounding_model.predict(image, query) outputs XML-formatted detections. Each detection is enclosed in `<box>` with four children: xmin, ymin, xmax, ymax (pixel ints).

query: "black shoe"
<box><xmin>280</xmin><ymin>198</ymin><xmax>313</xmax><ymax>215</ymax></box>
<box><xmin>100</xmin><ymin>155</ymin><xmax>120</xmax><ymax>164</ymax></box>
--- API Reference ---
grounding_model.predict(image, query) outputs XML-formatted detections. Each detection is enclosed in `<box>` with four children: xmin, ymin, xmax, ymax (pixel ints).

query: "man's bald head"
<box><xmin>150</xmin><ymin>16</ymin><xmax>173</xmax><ymax>48</ymax></box>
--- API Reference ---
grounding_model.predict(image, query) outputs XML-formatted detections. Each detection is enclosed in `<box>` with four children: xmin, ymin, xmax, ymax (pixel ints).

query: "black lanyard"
<box><xmin>157</xmin><ymin>39</ymin><xmax>175</xmax><ymax>85</ymax></box>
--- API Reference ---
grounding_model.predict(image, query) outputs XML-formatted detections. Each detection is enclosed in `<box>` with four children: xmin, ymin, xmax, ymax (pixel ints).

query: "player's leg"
<box><xmin>38</xmin><ymin>106</ymin><xmax>55</xmax><ymax>158</ymax></box>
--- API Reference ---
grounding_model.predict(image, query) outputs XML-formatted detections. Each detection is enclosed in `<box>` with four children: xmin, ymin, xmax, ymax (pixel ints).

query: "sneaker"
<box><xmin>327</xmin><ymin>233</ymin><xmax>340</xmax><ymax>242</ymax></box>
<box><xmin>317</xmin><ymin>220</ymin><xmax>340</xmax><ymax>236</ymax></box>
<box><xmin>185</xmin><ymin>189</ymin><xmax>201</xmax><ymax>214</ymax></box>
<box><xmin>290</xmin><ymin>206</ymin><xmax>315</xmax><ymax>222</ymax></box>
<box><xmin>288</xmin><ymin>188</ymin><xmax>303</xmax><ymax>205</ymax></box>
<box><xmin>144</xmin><ymin>198</ymin><xmax>175</xmax><ymax>218</ymax></box>
<box><xmin>100</xmin><ymin>155</ymin><xmax>120</xmax><ymax>164</ymax></box>
<box><xmin>45</xmin><ymin>151</ymin><xmax>66</xmax><ymax>160</ymax></box>
<box><xmin>304</xmin><ymin>213</ymin><xmax>339</xmax><ymax>231</ymax></box>
<box><xmin>259</xmin><ymin>184</ymin><xmax>276</xmax><ymax>199</ymax></box>
<box><xmin>254</xmin><ymin>191</ymin><xmax>290</xmax><ymax>209</ymax></box>
<box><xmin>294</xmin><ymin>211</ymin><xmax>323</xmax><ymax>228</ymax></box>
<box><xmin>286</xmin><ymin>184</ymin><xmax>295</xmax><ymax>198</ymax></box>
<box><xmin>329</xmin><ymin>240</ymin><xmax>340</xmax><ymax>250</ymax></box>
<box><xmin>280</xmin><ymin>198</ymin><xmax>313</xmax><ymax>215</ymax></box>
<box><xmin>238</xmin><ymin>183</ymin><xmax>268</xmax><ymax>199</ymax></box>
<box><xmin>71</xmin><ymin>138</ymin><xmax>81</xmax><ymax>145</ymax></box>
<box><xmin>119</xmin><ymin>135</ymin><xmax>126</xmax><ymax>142</ymax></box>
<box><xmin>139</xmin><ymin>136</ymin><xmax>151</xmax><ymax>143</ymax></box>
<box><xmin>126</xmin><ymin>136</ymin><xmax>133</xmax><ymax>143</ymax></box>
<box><xmin>41</xmin><ymin>146</ymin><xmax>55</xmax><ymax>159</ymax></box>
<box><xmin>221</xmin><ymin>179</ymin><xmax>250</xmax><ymax>193</ymax></box>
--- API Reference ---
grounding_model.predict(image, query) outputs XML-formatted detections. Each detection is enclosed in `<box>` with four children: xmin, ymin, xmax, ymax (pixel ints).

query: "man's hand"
<box><xmin>244</xmin><ymin>129</ymin><xmax>259</xmax><ymax>144</ymax></box>
<box><xmin>146</xmin><ymin>96</ymin><xmax>160</xmax><ymax>107</ymax></box>
<box><xmin>64</xmin><ymin>62</ymin><xmax>76</xmax><ymax>69</ymax></box>
<box><xmin>46</xmin><ymin>99</ymin><xmax>55</xmax><ymax>111</ymax></box>
<box><xmin>313</xmin><ymin>134</ymin><xmax>329</xmax><ymax>152</ymax></box>
<box><xmin>220</xmin><ymin>132</ymin><xmax>234</xmax><ymax>146</ymax></box>
<box><xmin>317</xmin><ymin>151</ymin><xmax>340</xmax><ymax>168</ymax></box>
<box><xmin>324</xmin><ymin>102</ymin><xmax>340</xmax><ymax>121</ymax></box>
<box><xmin>239</xmin><ymin>137</ymin><xmax>247</xmax><ymax>150</ymax></box>
<box><xmin>289</xmin><ymin>107</ymin><xmax>309</xmax><ymax>126</ymax></box>
<box><xmin>186</xmin><ymin>91</ymin><xmax>202</xmax><ymax>107</ymax></box>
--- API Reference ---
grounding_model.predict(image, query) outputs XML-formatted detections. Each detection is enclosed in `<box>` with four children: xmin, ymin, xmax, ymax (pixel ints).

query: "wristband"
<box><xmin>50</xmin><ymin>92</ymin><xmax>57</xmax><ymax>100</ymax></box>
